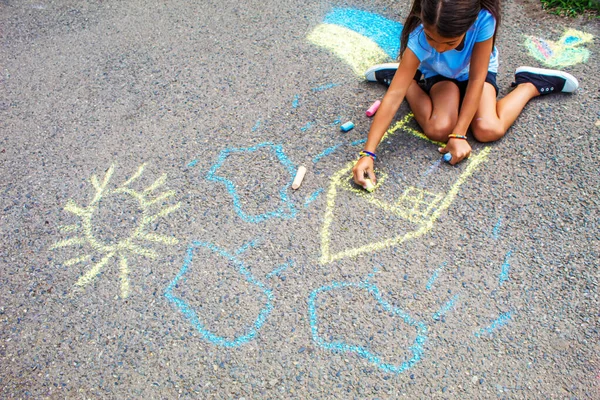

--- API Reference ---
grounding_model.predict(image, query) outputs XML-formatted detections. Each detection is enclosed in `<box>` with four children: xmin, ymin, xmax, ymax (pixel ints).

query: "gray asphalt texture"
<box><xmin>1</xmin><ymin>0</ymin><xmax>599</xmax><ymax>398</ymax></box>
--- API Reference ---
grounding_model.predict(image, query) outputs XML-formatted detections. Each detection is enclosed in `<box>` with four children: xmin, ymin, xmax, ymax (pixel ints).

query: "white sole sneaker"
<box><xmin>365</xmin><ymin>63</ymin><xmax>399</xmax><ymax>82</ymax></box>
<box><xmin>515</xmin><ymin>66</ymin><xmax>579</xmax><ymax>93</ymax></box>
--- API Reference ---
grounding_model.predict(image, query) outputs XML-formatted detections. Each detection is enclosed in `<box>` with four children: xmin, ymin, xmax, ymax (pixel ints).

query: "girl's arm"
<box><xmin>353</xmin><ymin>49</ymin><xmax>421</xmax><ymax>187</ymax></box>
<box><xmin>441</xmin><ymin>37</ymin><xmax>494</xmax><ymax>164</ymax></box>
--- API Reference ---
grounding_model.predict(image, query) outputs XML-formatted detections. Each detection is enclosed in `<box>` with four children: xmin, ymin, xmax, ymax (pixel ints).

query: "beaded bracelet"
<box><xmin>448</xmin><ymin>134</ymin><xmax>468</xmax><ymax>140</ymax></box>
<box><xmin>359</xmin><ymin>150</ymin><xmax>377</xmax><ymax>160</ymax></box>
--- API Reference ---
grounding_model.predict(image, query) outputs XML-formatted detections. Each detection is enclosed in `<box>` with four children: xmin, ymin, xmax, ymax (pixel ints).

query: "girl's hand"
<box><xmin>352</xmin><ymin>156</ymin><xmax>376</xmax><ymax>188</ymax></box>
<box><xmin>439</xmin><ymin>138</ymin><xmax>471</xmax><ymax>165</ymax></box>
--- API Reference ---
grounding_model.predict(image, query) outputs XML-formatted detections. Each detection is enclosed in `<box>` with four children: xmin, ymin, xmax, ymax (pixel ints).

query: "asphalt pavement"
<box><xmin>1</xmin><ymin>0</ymin><xmax>599</xmax><ymax>398</ymax></box>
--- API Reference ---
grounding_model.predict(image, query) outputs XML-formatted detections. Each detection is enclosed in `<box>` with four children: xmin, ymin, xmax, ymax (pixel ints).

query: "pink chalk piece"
<box><xmin>365</xmin><ymin>100</ymin><xmax>381</xmax><ymax>117</ymax></box>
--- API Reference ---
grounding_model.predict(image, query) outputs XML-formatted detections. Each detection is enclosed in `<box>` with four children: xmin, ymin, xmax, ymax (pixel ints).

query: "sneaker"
<box><xmin>513</xmin><ymin>66</ymin><xmax>578</xmax><ymax>95</ymax></box>
<box><xmin>365</xmin><ymin>63</ymin><xmax>399</xmax><ymax>86</ymax></box>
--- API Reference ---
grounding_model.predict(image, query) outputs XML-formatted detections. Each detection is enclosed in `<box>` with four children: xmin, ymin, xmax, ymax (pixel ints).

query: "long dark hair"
<box><xmin>399</xmin><ymin>0</ymin><xmax>501</xmax><ymax>59</ymax></box>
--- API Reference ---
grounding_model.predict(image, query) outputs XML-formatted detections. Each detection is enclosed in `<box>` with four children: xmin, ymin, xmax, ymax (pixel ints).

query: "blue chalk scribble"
<box><xmin>499</xmin><ymin>250</ymin><xmax>511</xmax><ymax>286</ymax></box>
<box><xmin>323</xmin><ymin>8</ymin><xmax>404</xmax><ymax>59</ymax></box>
<box><xmin>312</xmin><ymin>139</ymin><xmax>367</xmax><ymax>164</ymax></box>
<box><xmin>311</xmin><ymin>83</ymin><xmax>340</xmax><ymax>92</ymax></box>
<box><xmin>432</xmin><ymin>293</ymin><xmax>460</xmax><ymax>321</ymax></box>
<box><xmin>313</xmin><ymin>144</ymin><xmax>343</xmax><ymax>164</ymax></box>
<box><xmin>187</xmin><ymin>159</ymin><xmax>199</xmax><ymax>168</ymax></box>
<box><xmin>492</xmin><ymin>216</ymin><xmax>502</xmax><ymax>240</ymax></box>
<box><xmin>300</xmin><ymin>122</ymin><xmax>314</xmax><ymax>131</ymax></box>
<box><xmin>251</xmin><ymin>119</ymin><xmax>261</xmax><ymax>132</ymax></box>
<box><xmin>206</xmin><ymin>142</ymin><xmax>297</xmax><ymax>223</ymax></box>
<box><xmin>235</xmin><ymin>238</ymin><xmax>261</xmax><ymax>255</ymax></box>
<box><xmin>266</xmin><ymin>260</ymin><xmax>294</xmax><ymax>279</ymax></box>
<box><xmin>426</xmin><ymin>262</ymin><xmax>447</xmax><ymax>291</ymax></box>
<box><xmin>165</xmin><ymin>241</ymin><xmax>274</xmax><ymax>347</ymax></box>
<box><xmin>292</xmin><ymin>94</ymin><xmax>300</xmax><ymax>108</ymax></box>
<box><xmin>330</xmin><ymin>117</ymin><xmax>342</xmax><ymax>126</ymax></box>
<box><xmin>304</xmin><ymin>188</ymin><xmax>324</xmax><ymax>207</ymax></box>
<box><xmin>308</xmin><ymin>280</ymin><xmax>428</xmax><ymax>374</ymax></box>
<box><xmin>474</xmin><ymin>311</ymin><xmax>513</xmax><ymax>337</ymax></box>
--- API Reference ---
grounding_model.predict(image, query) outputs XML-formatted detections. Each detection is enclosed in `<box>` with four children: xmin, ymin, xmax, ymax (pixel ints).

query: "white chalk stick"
<box><xmin>292</xmin><ymin>166</ymin><xmax>307</xmax><ymax>190</ymax></box>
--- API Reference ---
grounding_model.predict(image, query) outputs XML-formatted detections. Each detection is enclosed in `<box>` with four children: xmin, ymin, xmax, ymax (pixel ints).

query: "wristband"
<box><xmin>359</xmin><ymin>150</ymin><xmax>377</xmax><ymax>160</ymax></box>
<box><xmin>448</xmin><ymin>134</ymin><xmax>468</xmax><ymax>140</ymax></box>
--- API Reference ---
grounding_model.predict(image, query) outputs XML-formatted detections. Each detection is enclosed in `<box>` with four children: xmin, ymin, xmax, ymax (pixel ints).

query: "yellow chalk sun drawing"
<box><xmin>51</xmin><ymin>164</ymin><xmax>181</xmax><ymax>298</ymax></box>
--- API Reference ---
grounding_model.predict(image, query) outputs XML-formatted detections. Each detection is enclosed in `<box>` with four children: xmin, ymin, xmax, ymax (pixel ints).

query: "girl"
<box><xmin>353</xmin><ymin>0</ymin><xmax>578</xmax><ymax>188</ymax></box>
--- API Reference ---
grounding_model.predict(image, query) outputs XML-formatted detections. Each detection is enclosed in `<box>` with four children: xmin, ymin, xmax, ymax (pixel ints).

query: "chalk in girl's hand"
<box><xmin>364</xmin><ymin>178</ymin><xmax>375</xmax><ymax>192</ymax></box>
<box><xmin>443</xmin><ymin>153</ymin><xmax>452</xmax><ymax>163</ymax></box>
<box><xmin>365</xmin><ymin>100</ymin><xmax>381</xmax><ymax>117</ymax></box>
<box><xmin>340</xmin><ymin>121</ymin><xmax>354</xmax><ymax>132</ymax></box>
<box><xmin>292</xmin><ymin>166</ymin><xmax>307</xmax><ymax>190</ymax></box>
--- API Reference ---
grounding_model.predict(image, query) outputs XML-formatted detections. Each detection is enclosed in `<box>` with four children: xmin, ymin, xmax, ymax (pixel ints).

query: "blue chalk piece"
<box><xmin>340</xmin><ymin>121</ymin><xmax>354</xmax><ymax>132</ymax></box>
<box><xmin>443</xmin><ymin>153</ymin><xmax>452</xmax><ymax>163</ymax></box>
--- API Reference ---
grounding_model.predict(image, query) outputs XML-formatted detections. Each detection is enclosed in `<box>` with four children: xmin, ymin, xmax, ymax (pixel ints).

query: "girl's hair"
<box><xmin>399</xmin><ymin>0</ymin><xmax>501</xmax><ymax>59</ymax></box>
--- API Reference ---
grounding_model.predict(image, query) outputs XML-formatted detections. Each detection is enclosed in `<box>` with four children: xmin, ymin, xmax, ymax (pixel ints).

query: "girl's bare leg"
<box><xmin>471</xmin><ymin>82</ymin><xmax>539</xmax><ymax>142</ymax></box>
<box><xmin>405</xmin><ymin>80</ymin><xmax>461</xmax><ymax>142</ymax></box>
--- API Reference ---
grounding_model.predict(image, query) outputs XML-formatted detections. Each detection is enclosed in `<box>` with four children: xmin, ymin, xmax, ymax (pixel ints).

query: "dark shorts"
<box><xmin>415</xmin><ymin>70</ymin><xmax>499</xmax><ymax>99</ymax></box>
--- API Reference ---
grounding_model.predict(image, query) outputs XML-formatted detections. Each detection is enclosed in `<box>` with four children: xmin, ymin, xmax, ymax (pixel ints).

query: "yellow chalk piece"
<box><xmin>364</xmin><ymin>179</ymin><xmax>375</xmax><ymax>192</ymax></box>
<box><xmin>292</xmin><ymin>166</ymin><xmax>307</xmax><ymax>190</ymax></box>
<box><xmin>307</xmin><ymin>24</ymin><xmax>391</xmax><ymax>77</ymax></box>
<box><xmin>320</xmin><ymin>138</ymin><xmax>491</xmax><ymax>264</ymax></box>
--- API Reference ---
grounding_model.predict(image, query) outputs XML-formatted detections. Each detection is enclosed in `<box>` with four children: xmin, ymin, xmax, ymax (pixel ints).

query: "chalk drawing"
<box><xmin>311</xmin><ymin>83</ymin><xmax>341</xmax><ymax>92</ymax></box>
<box><xmin>235</xmin><ymin>238</ymin><xmax>262</xmax><ymax>255</ymax></box>
<box><xmin>300</xmin><ymin>122</ymin><xmax>314</xmax><ymax>131</ymax></box>
<box><xmin>165</xmin><ymin>241</ymin><xmax>274</xmax><ymax>347</ymax></box>
<box><xmin>525</xmin><ymin>29</ymin><xmax>593</xmax><ymax>68</ymax></box>
<box><xmin>51</xmin><ymin>164</ymin><xmax>181</xmax><ymax>298</ymax></box>
<box><xmin>313</xmin><ymin>144</ymin><xmax>344</xmax><ymax>164</ymax></box>
<box><xmin>304</xmin><ymin>188</ymin><xmax>324</xmax><ymax>207</ymax></box>
<box><xmin>266</xmin><ymin>260</ymin><xmax>293</xmax><ymax>279</ymax></box>
<box><xmin>307</xmin><ymin>8</ymin><xmax>404</xmax><ymax>77</ymax></box>
<box><xmin>498</xmin><ymin>250</ymin><xmax>512</xmax><ymax>286</ymax></box>
<box><xmin>187</xmin><ymin>160</ymin><xmax>198</xmax><ymax>168</ymax></box>
<box><xmin>426</xmin><ymin>262</ymin><xmax>447</xmax><ymax>291</ymax></box>
<box><xmin>292</xmin><ymin>94</ymin><xmax>300</xmax><ymax>108</ymax></box>
<box><xmin>251</xmin><ymin>119</ymin><xmax>261</xmax><ymax>132</ymax></box>
<box><xmin>432</xmin><ymin>294</ymin><xmax>460</xmax><ymax>321</ymax></box>
<box><xmin>206</xmin><ymin>142</ymin><xmax>298</xmax><ymax>223</ymax></box>
<box><xmin>492</xmin><ymin>216</ymin><xmax>502</xmax><ymax>240</ymax></box>
<box><xmin>474</xmin><ymin>311</ymin><xmax>513</xmax><ymax>337</ymax></box>
<box><xmin>320</xmin><ymin>115</ymin><xmax>491</xmax><ymax>264</ymax></box>
<box><xmin>313</xmin><ymin>139</ymin><xmax>367</xmax><ymax>164</ymax></box>
<box><xmin>308</xmin><ymin>279</ymin><xmax>428</xmax><ymax>374</ymax></box>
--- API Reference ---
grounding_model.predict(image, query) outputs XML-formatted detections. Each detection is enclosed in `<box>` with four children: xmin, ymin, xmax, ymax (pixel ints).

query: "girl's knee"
<box><xmin>425</xmin><ymin>117</ymin><xmax>454</xmax><ymax>142</ymax></box>
<box><xmin>471</xmin><ymin>118</ymin><xmax>505</xmax><ymax>142</ymax></box>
